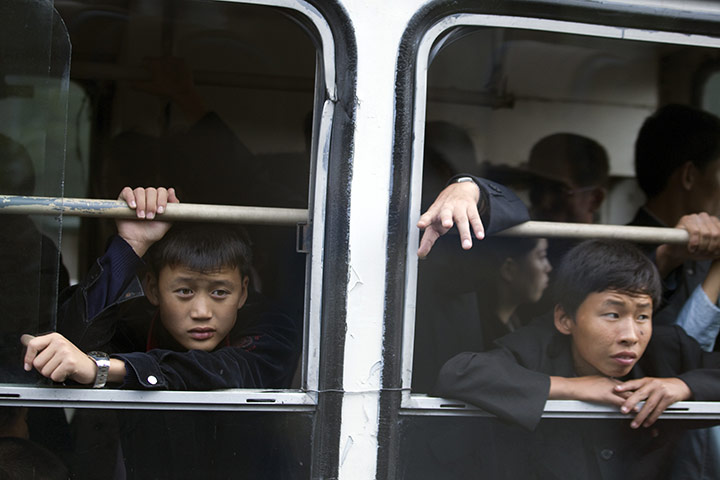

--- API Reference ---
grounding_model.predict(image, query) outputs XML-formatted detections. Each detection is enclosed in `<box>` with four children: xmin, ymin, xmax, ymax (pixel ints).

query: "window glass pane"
<box><xmin>6</xmin><ymin>406</ymin><xmax>312</xmax><ymax>479</ymax></box>
<box><xmin>412</xmin><ymin>24</ymin><xmax>720</xmax><ymax>392</ymax></box>
<box><xmin>43</xmin><ymin>1</ymin><xmax>318</xmax><ymax>390</ymax></box>
<box><xmin>398</xmin><ymin>415</ymin><xmax>714</xmax><ymax>479</ymax></box>
<box><xmin>0</xmin><ymin>0</ymin><xmax>69</xmax><ymax>383</ymax></box>
<box><xmin>702</xmin><ymin>70</ymin><xmax>720</xmax><ymax>118</ymax></box>
<box><xmin>407</xmin><ymin>20</ymin><xmax>720</xmax><ymax>479</ymax></box>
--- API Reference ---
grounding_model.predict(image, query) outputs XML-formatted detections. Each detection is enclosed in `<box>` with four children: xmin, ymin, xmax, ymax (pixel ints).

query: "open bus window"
<box><xmin>401</xmin><ymin>15</ymin><xmax>720</xmax><ymax>479</ymax></box>
<box><xmin>0</xmin><ymin>0</ymin><xmax>330</xmax><ymax>476</ymax></box>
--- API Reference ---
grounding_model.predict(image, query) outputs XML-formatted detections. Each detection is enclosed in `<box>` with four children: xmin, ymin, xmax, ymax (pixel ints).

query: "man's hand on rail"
<box><xmin>417</xmin><ymin>180</ymin><xmax>484</xmax><ymax>258</ymax></box>
<box><xmin>116</xmin><ymin>186</ymin><xmax>180</xmax><ymax>257</ymax></box>
<box><xmin>655</xmin><ymin>213</ymin><xmax>720</xmax><ymax>277</ymax></box>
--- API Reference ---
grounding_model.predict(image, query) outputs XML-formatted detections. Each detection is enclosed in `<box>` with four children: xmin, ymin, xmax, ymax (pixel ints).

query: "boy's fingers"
<box><xmin>20</xmin><ymin>334</ymin><xmax>37</xmax><ymax>371</ymax></box>
<box><xmin>156</xmin><ymin>188</ymin><xmax>168</xmax><ymax>215</ymax></box>
<box><xmin>119</xmin><ymin>186</ymin><xmax>137</xmax><ymax>209</ymax></box>
<box><xmin>144</xmin><ymin>188</ymin><xmax>158</xmax><ymax>219</ymax></box>
<box><xmin>167</xmin><ymin>187</ymin><xmax>180</xmax><ymax>204</ymax></box>
<box><xmin>133</xmin><ymin>187</ymin><xmax>147</xmax><ymax>219</ymax></box>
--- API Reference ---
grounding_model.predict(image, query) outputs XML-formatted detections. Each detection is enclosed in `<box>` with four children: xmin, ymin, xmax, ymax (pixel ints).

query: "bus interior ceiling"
<box><xmin>50</xmin><ymin>0</ymin><xmax>318</xmax><ymax>319</ymax></box>
<box><xmin>423</xmin><ymin>26</ymin><xmax>720</xmax><ymax>226</ymax></box>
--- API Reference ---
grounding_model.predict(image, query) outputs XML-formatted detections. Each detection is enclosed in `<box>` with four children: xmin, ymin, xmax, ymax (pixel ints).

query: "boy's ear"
<box><xmin>499</xmin><ymin>258</ymin><xmax>517</xmax><ymax>283</ymax></box>
<box><xmin>144</xmin><ymin>272</ymin><xmax>160</xmax><ymax>306</ymax></box>
<box><xmin>236</xmin><ymin>275</ymin><xmax>250</xmax><ymax>310</ymax></box>
<box><xmin>554</xmin><ymin>304</ymin><xmax>574</xmax><ymax>336</ymax></box>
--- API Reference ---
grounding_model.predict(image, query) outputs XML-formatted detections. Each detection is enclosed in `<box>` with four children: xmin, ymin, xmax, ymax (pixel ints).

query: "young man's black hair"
<box><xmin>635</xmin><ymin>103</ymin><xmax>720</xmax><ymax>198</ymax></box>
<box><xmin>553</xmin><ymin>239</ymin><xmax>662</xmax><ymax>318</ymax></box>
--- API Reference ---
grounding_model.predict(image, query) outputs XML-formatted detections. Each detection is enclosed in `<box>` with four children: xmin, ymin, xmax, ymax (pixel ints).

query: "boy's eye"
<box><xmin>637</xmin><ymin>314</ymin><xmax>651</xmax><ymax>322</ymax></box>
<box><xmin>212</xmin><ymin>290</ymin><xmax>230</xmax><ymax>298</ymax></box>
<box><xmin>175</xmin><ymin>288</ymin><xmax>193</xmax><ymax>296</ymax></box>
<box><xmin>602</xmin><ymin>312</ymin><xmax>620</xmax><ymax>319</ymax></box>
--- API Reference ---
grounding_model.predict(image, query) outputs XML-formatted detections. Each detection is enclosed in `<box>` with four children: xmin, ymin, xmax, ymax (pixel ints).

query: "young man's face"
<box><xmin>555</xmin><ymin>290</ymin><xmax>652</xmax><ymax>378</ymax></box>
<box><xmin>147</xmin><ymin>265</ymin><xmax>249</xmax><ymax>351</ymax></box>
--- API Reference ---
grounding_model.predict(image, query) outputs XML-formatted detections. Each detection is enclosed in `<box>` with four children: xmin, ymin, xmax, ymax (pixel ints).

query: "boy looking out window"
<box><xmin>432</xmin><ymin>239</ymin><xmax>720</xmax><ymax>479</ymax></box>
<box><xmin>20</xmin><ymin>187</ymin><xmax>299</xmax><ymax>390</ymax></box>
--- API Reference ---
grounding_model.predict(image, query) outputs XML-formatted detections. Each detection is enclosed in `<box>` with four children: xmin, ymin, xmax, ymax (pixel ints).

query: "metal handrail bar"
<box><xmin>0</xmin><ymin>195</ymin><xmax>308</xmax><ymax>226</ymax></box>
<box><xmin>0</xmin><ymin>195</ymin><xmax>692</xmax><ymax>243</ymax></box>
<box><xmin>499</xmin><ymin>221</ymin><xmax>689</xmax><ymax>244</ymax></box>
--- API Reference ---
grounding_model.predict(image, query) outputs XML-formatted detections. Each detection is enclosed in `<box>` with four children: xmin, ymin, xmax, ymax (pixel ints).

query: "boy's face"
<box><xmin>554</xmin><ymin>290</ymin><xmax>652</xmax><ymax>378</ymax></box>
<box><xmin>146</xmin><ymin>265</ymin><xmax>249</xmax><ymax>351</ymax></box>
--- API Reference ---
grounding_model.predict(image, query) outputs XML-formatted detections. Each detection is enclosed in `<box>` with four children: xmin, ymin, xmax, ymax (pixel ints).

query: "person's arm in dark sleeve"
<box><xmin>668</xmin><ymin>325</ymin><xmax>720</xmax><ymax>401</ymax></box>
<box><xmin>417</xmin><ymin>175</ymin><xmax>529</xmax><ymax>258</ymax></box>
<box><xmin>432</xmin><ymin>348</ymin><xmax>550</xmax><ymax>431</ymax></box>
<box><xmin>114</xmin><ymin>310</ymin><xmax>299</xmax><ymax>390</ymax></box>
<box><xmin>56</xmin><ymin>235</ymin><xmax>145</xmax><ymax>349</ymax></box>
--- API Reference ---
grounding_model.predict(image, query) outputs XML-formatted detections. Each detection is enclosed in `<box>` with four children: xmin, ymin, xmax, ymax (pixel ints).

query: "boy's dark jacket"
<box><xmin>57</xmin><ymin>235</ymin><xmax>300</xmax><ymax>390</ymax></box>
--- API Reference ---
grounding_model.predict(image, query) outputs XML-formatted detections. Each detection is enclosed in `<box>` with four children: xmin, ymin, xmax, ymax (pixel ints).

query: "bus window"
<box><xmin>399</xmin><ymin>14</ymin><xmax>720</xmax><ymax>479</ymax></box>
<box><xmin>0</xmin><ymin>0</ymin><xmax>333</xmax><ymax>476</ymax></box>
<box><xmin>702</xmin><ymin>69</ymin><xmax>720</xmax><ymax>118</ymax></box>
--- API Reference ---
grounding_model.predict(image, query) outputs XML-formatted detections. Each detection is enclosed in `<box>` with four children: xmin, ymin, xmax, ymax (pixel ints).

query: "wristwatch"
<box><xmin>453</xmin><ymin>176</ymin><xmax>476</xmax><ymax>184</ymax></box>
<box><xmin>87</xmin><ymin>351</ymin><xmax>110</xmax><ymax>388</ymax></box>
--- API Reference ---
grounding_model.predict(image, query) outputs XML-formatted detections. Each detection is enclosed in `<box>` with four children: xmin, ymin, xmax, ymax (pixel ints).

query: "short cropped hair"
<box><xmin>145</xmin><ymin>223</ymin><xmax>253</xmax><ymax>278</ymax></box>
<box><xmin>635</xmin><ymin>104</ymin><xmax>720</xmax><ymax>198</ymax></box>
<box><xmin>553</xmin><ymin>239</ymin><xmax>661</xmax><ymax>318</ymax></box>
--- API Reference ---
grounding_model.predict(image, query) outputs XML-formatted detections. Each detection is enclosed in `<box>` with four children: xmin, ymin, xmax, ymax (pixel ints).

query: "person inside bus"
<box><xmin>20</xmin><ymin>186</ymin><xmax>300</xmax><ymax>390</ymax></box>
<box><xmin>433</xmin><ymin>238</ymin><xmax>720</xmax><ymax>479</ymax></box>
<box><xmin>412</xmin><ymin>234</ymin><xmax>551</xmax><ymax>391</ymax></box>
<box><xmin>630</xmin><ymin>103</ymin><xmax>720</xmax><ymax>480</ymax></box>
<box><xmin>514</xmin><ymin>132</ymin><xmax>610</xmax><ymax>321</ymax></box>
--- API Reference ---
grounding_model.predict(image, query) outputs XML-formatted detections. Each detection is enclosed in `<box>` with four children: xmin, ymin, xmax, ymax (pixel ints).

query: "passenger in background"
<box><xmin>631</xmin><ymin>104</ymin><xmax>720</xmax><ymax>327</ymax></box>
<box><xmin>414</xmin><ymin>123</ymin><xmax>548</xmax><ymax>391</ymax></box>
<box><xmin>631</xmin><ymin>104</ymin><xmax>720</xmax><ymax>480</ymax></box>
<box><xmin>515</xmin><ymin>133</ymin><xmax>610</xmax><ymax>321</ymax></box>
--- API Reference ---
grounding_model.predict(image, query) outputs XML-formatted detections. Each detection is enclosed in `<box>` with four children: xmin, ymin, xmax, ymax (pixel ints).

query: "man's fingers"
<box><xmin>467</xmin><ymin>207</ymin><xmax>485</xmax><ymax>240</ymax></box>
<box><xmin>418</xmin><ymin>229</ymin><xmax>440</xmax><ymax>259</ymax></box>
<box><xmin>454</xmin><ymin>213</ymin><xmax>472</xmax><ymax>250</ymax></box>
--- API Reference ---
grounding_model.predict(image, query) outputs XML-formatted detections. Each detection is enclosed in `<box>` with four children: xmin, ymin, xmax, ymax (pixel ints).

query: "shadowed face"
<box><xmin>147</xmin><ymin>265</ymin><xmax>248</xmax><ymax>351</ymax></box>
<box><xmin>509</xmin><ymin>238</ymin><xmax>552</xmax><ymax>304</ymax></box>
<box><xmin>555</xmin><ymin>290</ymin><xmax>652</xmax><ymax>378</ymax></box>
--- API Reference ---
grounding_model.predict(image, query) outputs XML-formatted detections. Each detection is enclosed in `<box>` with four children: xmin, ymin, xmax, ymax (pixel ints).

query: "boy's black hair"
<box><xmin>145</xmin><ymin>223</ymin><xmax>253</xmax><ymax>278</ymax></box>
<box><xmin>554</xmin><ymin>239</ymin><xmax>661</xmax><ymax>318</ymax></box>
<box><xmin>635</xmin><ymin>104</ymin><xmax>720</xmax><ymax>198</ymax></box>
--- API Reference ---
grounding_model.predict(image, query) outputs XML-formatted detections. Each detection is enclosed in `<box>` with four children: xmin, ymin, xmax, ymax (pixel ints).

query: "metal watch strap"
<box><xmin>87</xmin><ymin>351</ymin><xmax>110</xmax><ymax>388</ymax></box>
<box><xmin>453</xmin><ymin>176</ymin><xmax>475</xmax><ymax>184</ymax></box>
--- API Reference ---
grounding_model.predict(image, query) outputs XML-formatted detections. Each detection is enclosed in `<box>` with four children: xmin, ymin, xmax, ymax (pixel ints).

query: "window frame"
<box><xmin>401</xmin><ymin>12</ymin><xmax>720</xmax><ymax>417</ymax></box>
<box><xmin>0</xmin><ymin>0</ymin><xmax>337</xmax><ymax>411</ymax></box>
